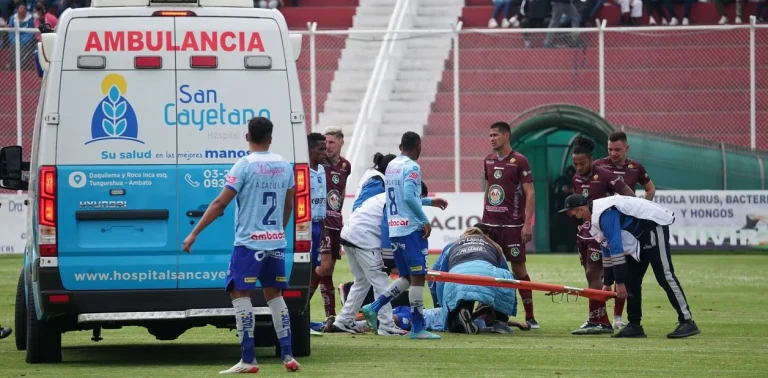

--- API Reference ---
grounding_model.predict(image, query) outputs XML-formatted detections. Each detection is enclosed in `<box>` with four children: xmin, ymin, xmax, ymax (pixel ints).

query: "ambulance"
<box><xmin>0</xmin><ymin>0</ymin><xmax>313</xmax><ymax>364</ymax></box>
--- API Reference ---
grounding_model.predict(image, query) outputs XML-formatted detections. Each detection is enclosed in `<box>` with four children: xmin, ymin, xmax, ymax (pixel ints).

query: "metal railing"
<box><xmin>2</xmin><ymin>21</ymin><xmax>768</xmax><ymax>194</ymax></box>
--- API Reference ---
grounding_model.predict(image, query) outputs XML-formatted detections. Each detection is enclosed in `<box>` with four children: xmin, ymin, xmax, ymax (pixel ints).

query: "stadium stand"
<box><xmin>419</xmin><ymin>0</ymin><xmax>768</xmax><ymax>192</ymax></box>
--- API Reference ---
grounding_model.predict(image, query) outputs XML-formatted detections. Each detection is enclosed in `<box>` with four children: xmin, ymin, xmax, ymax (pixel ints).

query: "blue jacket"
<box><xmin>429</xmin><ymin>241</ymin><xmax>518</xmax><ymax>323</ymax></box>
<box><xmin>352</xmin><ymin>175</ymin><xmax>391</xmax><ymax>249</ymax></box>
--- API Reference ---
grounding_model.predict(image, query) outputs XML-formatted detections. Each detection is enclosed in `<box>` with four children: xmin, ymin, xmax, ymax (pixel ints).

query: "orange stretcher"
<box><xmin>426</xmin><ymin>270</ymin><xmax>617</xmax><ymax>303</ymax></box>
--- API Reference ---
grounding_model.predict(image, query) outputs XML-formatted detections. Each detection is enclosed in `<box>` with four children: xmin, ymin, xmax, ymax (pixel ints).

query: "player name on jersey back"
<box><xmin>384</xmin><ymin>156</ymin><xmax>422</xmax><ymax>238</ymax></box>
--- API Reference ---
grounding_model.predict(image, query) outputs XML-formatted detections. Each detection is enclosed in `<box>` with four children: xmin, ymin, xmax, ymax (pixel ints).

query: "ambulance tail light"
<box><xmin>294</xmin><ymin>163</ymin><xmax>311</xmax><ymax>253</ymax></box>
<box><xmin>190</xmin><ymin>55</ymin><xmax>217</xmax><ymax>68</ymax></box>
<box><xmin>152</xmin><ymin>10</ymin><xmax>197</xmax><ymax>17</ymax></box>
<box><xmin>134</xmin><ymin>56</ymin><xmax>163</xmax><ymax>69</ymax></box>
<box><xmin>38</xmin><ymin>166</ymin><xmax>57</xmax><ymax>258</ymax></box>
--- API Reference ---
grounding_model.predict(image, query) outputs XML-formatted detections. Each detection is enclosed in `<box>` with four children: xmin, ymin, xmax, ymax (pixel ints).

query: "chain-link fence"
<box><xmin>3</xmin><ymin>23</ymin><xmax>766</xmax><ymax>194</ymax></box>
<box><xmin>756</xmin><ymin>24</ymin><xmax>768</xmax><ymax>152</ymax></box>
<box><xmin>454</xmin><ymin>28</ymin><xmax>600</xmax><ymax>192</ymax></box>
<box><xmin>604</xmin><ymin>26</ymin><xmax>755</xmax><ymax>150</ymax></box>
<box><xmin>303</xmin><ymin>28</ymin><xmax>458</xmax><ymax>192</ymax></box>
<box><xmin>0</xmin><ymin>27</ymin><xmax>39</xmax><ymax>194</ymax></box>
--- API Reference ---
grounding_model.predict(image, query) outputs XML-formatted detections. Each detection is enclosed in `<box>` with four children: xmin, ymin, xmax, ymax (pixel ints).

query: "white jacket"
<box><xmin>589</xmin><ymin>195</ymin><xmax>675</xmax><ymax>261</ymax></box>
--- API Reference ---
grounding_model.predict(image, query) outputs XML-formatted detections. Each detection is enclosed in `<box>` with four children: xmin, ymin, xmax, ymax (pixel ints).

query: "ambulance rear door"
<box><xmin>55</xmin><ymin>17</ymin><xmax>180</xmax><ymax>291</ymax></box>
<box><xmin>173</xmin><ymin>17</ymin><xmax>297</xmax><ymax>289</ymax></box>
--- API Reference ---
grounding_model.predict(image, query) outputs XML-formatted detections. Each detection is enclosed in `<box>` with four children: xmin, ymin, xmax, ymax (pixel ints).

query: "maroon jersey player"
<box><xmin>594</xmin><ymin>131</ymin><xmax>656</xmax><ymax>328</ymax></box>
<box><xmin>481</xmin><ymin>122</ymin><xmax>539</xmax><ymax>329</ymax></box>
<box><xmin>569</xmin><ymin>136</ymin><xmax>635</xmax><ymax>336</ymax></box>
<box><xmin>594</xmin><ymin>131</ymin><xmax>656</xmax><ymax>200</ymax></box>
<box><xmin>310</xmin><ymin>127</ymin><xmax>351</xmax><ymax>325</ymax></box>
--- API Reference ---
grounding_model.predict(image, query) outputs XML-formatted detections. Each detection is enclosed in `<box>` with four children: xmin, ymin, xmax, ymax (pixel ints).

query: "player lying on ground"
<box><xmin>429</xmin><ymin>225</ymin><xmax>520</xmax><ymax>334</ymax></box>
<box><xmin>313</xmin><ymin>304</ymin><xmax>530</xmax><ymax>334</ymax></box>
<box><xmin>182</xmin><ymin>117</ymin><xmax>300</xmax><ymax>374</ymax></box>
<box><xmin>362</xmin><ymin>131</ymin><xmax>449</xmax><ymax>340</ymax></box>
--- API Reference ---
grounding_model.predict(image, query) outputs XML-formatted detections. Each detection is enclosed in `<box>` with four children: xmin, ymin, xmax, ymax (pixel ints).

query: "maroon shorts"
<box><xmin>487</xmin><ymin>226</ymin><xmax>525</xmax><ymax>263</ymax></box>
<box><xmin>577</xmin><ymin>237</ymin><xmax>602</xmax><ymax>269</ymax></box>
<box><xmin>321</xmin><ymin>228</ymin><xmax>342</xmax><ymax>260</ymax></box>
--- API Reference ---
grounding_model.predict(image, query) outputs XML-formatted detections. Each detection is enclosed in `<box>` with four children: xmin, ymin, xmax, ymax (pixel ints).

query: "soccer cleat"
<box><xmin>667</xmin><ymin>320</ymin><xmax>701</xmax><ymax>339</ymax></box>
<box><xmin>526</xmin><ymin>318</ymin><xmax>540</xmax><ymax>329</ymax></box>
<box><xmin>361</xmin><ymin>304</ymin><xmax>379</xmax><ymax>334</ymax></box>
<box><xmin>283</xmin><ymin>356</ymin><xmax>301</xmax><ymax>372</ymax></box>
<box><xmin>0</xmin><ymin>327</ymin><xmax>12</xmax><ymax>340</ymax></box>
<box><xmin>378</xmin><ymin>323</ymin><xmax>408</xmax><ymax>336</ymax></box>
<box><xmin>309</xmin><ymin>328</ymin><xmax>324</xmax><ymax>336</ymax></box>
<box><xmin>332</xmin><ymin>319</ymin><xmax>363</xmax><ymax>334</ymax></box>
<box><xmin>408</xmin><ymin>330</ymin><xmax>441</xmax><ymax>340</ymax></box>
<box><xmin>612</xmin><ymin>323</ymin><xmax>647</xmax><ymax>338</ymax></box>
<box><xmin>572</xmin><ymin>322</ymin><xmax>614</xmax><ymax>335</ymax></box>
<box><xmin>492</xmin><ymin>321</ymin><xmax>514</xmax><ymax>334</ymax></box>
<box><xmin>457</xmin><ymin>308</ymin><xmax>479</xmax><ymax>334</ymax></box>
<box><xmin>219</xmin><ymin>360</ymin><xmax>259</xmax><ymax>374</ymax></box>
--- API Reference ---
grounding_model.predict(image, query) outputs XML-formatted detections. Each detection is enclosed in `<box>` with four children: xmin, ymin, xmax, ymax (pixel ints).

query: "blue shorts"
<box><xmin>390</xmin><ymin>230</ymin><xmax>428</xmax><ymax>276</ymax></box>
<box><xmin>311</xmin><ymin>221</ymin><xmax>323</xmax><ymax>268</ymax></box>
<box><xmin>225</xmin><ymin>246</ymin><xmax>288</xmax><ymax>291</ymax></box>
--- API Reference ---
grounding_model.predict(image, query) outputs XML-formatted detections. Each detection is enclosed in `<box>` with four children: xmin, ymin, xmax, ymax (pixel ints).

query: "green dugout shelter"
<box><xmin>509</xmin><ymin>104</ymin><xmax>768</xmax><ymax>252</ymax></box>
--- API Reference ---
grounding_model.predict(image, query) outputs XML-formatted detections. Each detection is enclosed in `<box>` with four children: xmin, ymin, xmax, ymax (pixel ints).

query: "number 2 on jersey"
<box><xmin>387</xmin><ymin>187</ymin><xmax>398</xmax><ymax>215</ymax></box>
<box><xmin>262</xmin><ymin>191</ymin><xmax>277</xmax><ymax>225</ymax></box>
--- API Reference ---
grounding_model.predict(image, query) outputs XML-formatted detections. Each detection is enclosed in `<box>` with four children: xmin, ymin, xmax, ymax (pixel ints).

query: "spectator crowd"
<box><xmin>488</xmin><ymin>0</ymin><xmax>768</xmax><ymax>47</ymax></box>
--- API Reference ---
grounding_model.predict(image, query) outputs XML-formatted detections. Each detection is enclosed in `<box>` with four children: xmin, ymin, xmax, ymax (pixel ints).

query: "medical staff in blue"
<box><xmin>182</xmin><ymin>117</ymin><xmax>301</xmax><ymax>374</ymax></box>
<box><xmin>361</xmin><ymin>131</ymin><xmax>448</xmax><ymax>340</ymax></box>
<box><xmin>560</xmin><ymin>193</ymin><xmax>701</xmax><ymax>339</ymax></box>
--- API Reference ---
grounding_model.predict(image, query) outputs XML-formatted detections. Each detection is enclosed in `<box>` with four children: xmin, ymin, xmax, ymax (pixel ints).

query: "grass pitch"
<box><xmin>1</xmin><ymin>253</ymin><xmax>767</xmax><ymax>377</ymax></box>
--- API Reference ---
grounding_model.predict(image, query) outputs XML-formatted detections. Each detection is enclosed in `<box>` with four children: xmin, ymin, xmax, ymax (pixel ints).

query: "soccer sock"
<box><xmin>232</xmin><ymin>297</ymin><xmax>256</xmax><ymax>364</ymax></box>
<box><xmin>268</xmin><ymin>297</ymin><xmax>293</xmax><ymax>361</ymax></box>
<box><xmin>519</xmin><ymin>274</ymin><xmax>534</xmax><ymax>320</ymax></box>
<box><xmin>371</xmin><ymin>277</ymin><xmax>410</xmax><ymax>313</ymax></box>
<box><xmin>409</xmin><ymin>286</ymin><xmax>425</xmax><ymax>333</ymax></box>
<box><xmin>614</xmin><ymin>285</ymin><xmax>626</xmax><ymax>319</ymax></box>
<box><xmin>320</xmin><ymin>275</ymin><xmax>336</xmax><ymax>317</ymax></box>
<box><xmin>589</xmin><ymin>299</ymin><xmax>610</xmax><ymax>325</ymax></box>
<box><xmin>309</xmin><ymin>271</ymin><xmax>322</xmax><ymax>299</ymax></box>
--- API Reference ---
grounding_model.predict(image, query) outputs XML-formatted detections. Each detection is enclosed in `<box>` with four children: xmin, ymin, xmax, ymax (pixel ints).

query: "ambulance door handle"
<box><xmin>186</xmin><ymin>207</ymin><xmax>224</xmax><ymax>218</ymax></box>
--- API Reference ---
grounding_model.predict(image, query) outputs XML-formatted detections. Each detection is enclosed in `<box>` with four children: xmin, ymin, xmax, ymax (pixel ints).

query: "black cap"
<box><xmin>559</xmin><ymin>194</ymin><xmax>589</xmax><ymax>213</ymax></box>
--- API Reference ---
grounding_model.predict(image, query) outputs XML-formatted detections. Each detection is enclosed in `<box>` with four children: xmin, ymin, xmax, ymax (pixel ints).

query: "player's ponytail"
<box><xmin>374</xmin><ymin>153</ymin><xmax>397</xmax><ymax>175</ymax></box>
<box><xmin>373</xmin><ymin>152</ymin><xmax>384</xmax><ymax>167</ymax></box>
<box><xmin>572</xmin><ymin>135</ymin><xmax>595</xmax><ymax>156</ymax></box>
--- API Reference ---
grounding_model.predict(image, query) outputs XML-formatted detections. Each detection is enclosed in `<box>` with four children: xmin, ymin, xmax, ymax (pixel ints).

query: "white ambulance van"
<box><xmin>0</xmin><ymin>0</ymin><xmax>313</xmax><ymax>364</ymax></box>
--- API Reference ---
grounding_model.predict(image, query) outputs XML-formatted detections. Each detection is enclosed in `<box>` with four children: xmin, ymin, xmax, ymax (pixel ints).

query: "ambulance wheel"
<box><xmin>25</xmin><ymin>288</ymin><xmax>62</xmax><ymax>364</ymax></box>
<box><xmin>15</xmin><ymin>269</ymin><xmax>27</xmax><ymax>351</ymax></box>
